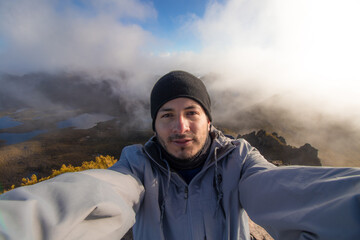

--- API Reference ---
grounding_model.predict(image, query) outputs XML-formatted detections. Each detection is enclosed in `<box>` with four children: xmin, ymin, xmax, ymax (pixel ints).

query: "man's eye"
<box><xmin>187</xmin><ymin>111</ymin><xmax>198</xmax><ymax>116</ymax></box>
<box><xmin>161</xmin><ymin>113</ymin><xmax>172</xmax><ymax>118</ymax></box>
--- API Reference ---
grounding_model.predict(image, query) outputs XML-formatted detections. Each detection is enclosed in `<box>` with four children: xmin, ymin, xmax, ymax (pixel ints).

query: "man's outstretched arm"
<box><xmin>0</xmin><ymin>169</ymin><xmax>144</xmax><ymax>240</ymax></box>
<box><xmin>239</xmin><ymin>163</ymin><xmax>360</xmax><ymax>240</ymax></box>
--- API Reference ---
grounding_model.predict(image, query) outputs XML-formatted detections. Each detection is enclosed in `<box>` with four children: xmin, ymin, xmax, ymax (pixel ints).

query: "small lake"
<box><xmin>0</xmin><ymin>116</ymin><xmax>22</xmax><ymax>129</ymax></box>
<box><xmin>0</xmin><ymin>113</ymin><xmax>114</xmax><ymax>146</ymax></box>
<box><xmin>0</xmin><ymin>130</ymin><xmax>47</xmax><ymax>145</ymax></box>
<box><xmin>0</xmin><ymin>116</ymin><xmax>45</xmax><ymax>145</ymax></box>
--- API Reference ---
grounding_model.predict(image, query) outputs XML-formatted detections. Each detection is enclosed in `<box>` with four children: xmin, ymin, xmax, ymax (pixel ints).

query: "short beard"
<box><xmin>157</xmin><ymin>133</ymin><xmax>200</xmax><ymax>160</ymax></box>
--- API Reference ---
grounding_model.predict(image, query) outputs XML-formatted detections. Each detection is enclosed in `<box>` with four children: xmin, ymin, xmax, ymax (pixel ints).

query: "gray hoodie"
<box><xmin>109</xmin><ymin>127</ymin><xmax>360</xmax><ymax>240</ymax></box>
<box><xmin>1</xmin><ymin>127</ymin><xmax>360</xmax><ymax>239</ymax></box>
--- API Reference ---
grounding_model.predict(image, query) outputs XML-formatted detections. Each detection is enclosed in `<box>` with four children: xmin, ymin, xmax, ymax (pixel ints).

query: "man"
<box><xmin>1</xmin><ymin>71</ymin><xmax>360</xmax><ymax>240</ymax></box>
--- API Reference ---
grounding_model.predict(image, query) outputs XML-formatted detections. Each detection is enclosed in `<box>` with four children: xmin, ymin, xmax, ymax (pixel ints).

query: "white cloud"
<box><xmin>0</xmin><ymin>0</ymin><xmax>157</xmax><ymax>74</ymax></box>
<box><xmin>182</xmin><ymin>0</ymin><xmax>360</xmax><ymax>166</ymax></box>
<box><xmin>183</xmin><ymin>0</ymin><xmax>360</xmax><ymax>111</ymax></box>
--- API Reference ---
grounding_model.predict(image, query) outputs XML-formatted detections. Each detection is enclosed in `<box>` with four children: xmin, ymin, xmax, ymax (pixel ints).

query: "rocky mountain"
<box><xmin>239</xmin><ymin>130</ymin><xmax>321</xmax><ymax>166</ymax></box>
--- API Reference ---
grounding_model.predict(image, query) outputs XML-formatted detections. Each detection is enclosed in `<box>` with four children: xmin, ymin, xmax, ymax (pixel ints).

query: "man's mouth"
<box><xmin>169</xmin><ymin>134</ymin><xmax>194</xmax><ymax>147</ymax></box>
<box><xmin>172</xmin><ymin>138</ymin><xmax>192</xmax><ymax>146</ymax></box>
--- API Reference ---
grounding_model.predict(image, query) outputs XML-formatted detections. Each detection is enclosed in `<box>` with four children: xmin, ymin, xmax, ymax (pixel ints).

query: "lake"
<box><xmin>0</xmin><ymin>116</ymin><xmax>45</xmax><ymax>145</ymax></box>
<box><xmin>0</xmin><ymin>130</ymin><xmax>47</xmax><ymax>145</ymax></box>
<box><xmin>0</xmin><ymin>113</ymin><xmax>114</xmax><ymax>146</ymax></box>
<box><xmin>0</xmin><ymin>116</ymin><xmax>22</xmax><ymax>129</ymax></box>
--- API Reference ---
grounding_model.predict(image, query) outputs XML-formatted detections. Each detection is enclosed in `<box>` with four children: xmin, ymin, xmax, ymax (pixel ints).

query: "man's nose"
<box><xmin>173</xmin><ymin>115</ymin><xmax>189</xmax><ymax>133</ymax></box>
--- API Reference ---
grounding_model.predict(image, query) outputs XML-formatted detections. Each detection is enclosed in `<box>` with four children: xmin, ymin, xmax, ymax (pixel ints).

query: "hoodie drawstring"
<box><xmin>214</xmin><ymin>147</ymin><xmax>224</xmax><ymax>216</ymax></box>
<box><xmin>160</xmin><ymin>159</ymin><xmax>171</xmax><ymax>223</ymax></box>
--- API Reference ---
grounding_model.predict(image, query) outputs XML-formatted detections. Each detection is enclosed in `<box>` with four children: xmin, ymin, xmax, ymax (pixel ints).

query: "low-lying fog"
<box><xmin>0</xmin><ymin>72</ymin><xmax>359</xmax><ymax>167</ymax></box>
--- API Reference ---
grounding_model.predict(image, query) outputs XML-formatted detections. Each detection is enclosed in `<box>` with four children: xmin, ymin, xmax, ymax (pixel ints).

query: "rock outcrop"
<box><xmin>238</xmin><ymin>130</ymin><xmax>321</xmax><ymax>166</ymax></box>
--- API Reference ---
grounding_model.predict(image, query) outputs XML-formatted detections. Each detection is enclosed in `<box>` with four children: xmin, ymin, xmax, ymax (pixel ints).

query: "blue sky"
<box><xmin>149</xmin><ymin>0</ymin><xmax>209</xmax><ymax>32</ymax></box>
<box><xmin>142</xmin><ymin>0</ymin><xmax>212</xmax><ymax>51</ymax></box>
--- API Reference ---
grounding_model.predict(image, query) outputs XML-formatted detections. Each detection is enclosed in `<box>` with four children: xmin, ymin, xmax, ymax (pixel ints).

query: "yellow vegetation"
<box><xmin>2</xmin><ymin>155</ymin><xmax>117</xmax><ymax>193</ymax></box>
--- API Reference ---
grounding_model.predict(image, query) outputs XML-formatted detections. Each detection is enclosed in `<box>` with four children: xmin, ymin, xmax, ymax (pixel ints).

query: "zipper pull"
<box><xmin>184</xmin><ymin>186</ymin><xmax>188</xmax><ymax>199</ymax></box>
<box><xmin>184</xmin><ymin>186</ymin><xmax>189</xmax><ymax>213</ymax></box>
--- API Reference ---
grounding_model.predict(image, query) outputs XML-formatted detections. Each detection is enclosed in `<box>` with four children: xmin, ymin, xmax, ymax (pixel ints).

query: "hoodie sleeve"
<box><xmin>239</xmin><ymin>158</ymin><xmax>360</xmax><ymax>240</ymax></box>
<box><xmin>0</xmin><ymin>169</ymin><xmax>144</xmax><ymax>240</ymax></box>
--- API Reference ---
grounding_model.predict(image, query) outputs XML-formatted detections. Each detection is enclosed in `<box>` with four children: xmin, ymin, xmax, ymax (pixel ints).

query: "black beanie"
<box><xmin>151</xmin><ymin>71</ymin><xmax>212</xmax><ymax>131</ymax></box>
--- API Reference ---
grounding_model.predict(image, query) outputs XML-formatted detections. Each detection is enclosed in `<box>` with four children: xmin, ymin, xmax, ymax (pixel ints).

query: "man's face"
<box><xmin>155</xmin><ymin>97</ymin><xmax>210</xmax><ymax>160</ymax></box>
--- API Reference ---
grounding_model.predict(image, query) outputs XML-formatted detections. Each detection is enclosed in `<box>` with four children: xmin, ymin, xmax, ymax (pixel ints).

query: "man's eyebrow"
<box><xmin>158</xmin><ymin>107</ymin><xmax>173</xmax><ymax>112</ymax></box>
<box><xmin>158</xmin><ymin>105</ymin><xmax>199</xmax><ymax>112</ymax></box>
<box><xmin>184</xmin><ymin>105</ymin><xmax>199</xmax><ymax>110</ymax></box>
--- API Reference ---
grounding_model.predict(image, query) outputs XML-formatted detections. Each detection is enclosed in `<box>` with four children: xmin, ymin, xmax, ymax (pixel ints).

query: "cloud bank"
<box><xmin>1</xmin><ymin>0</ymin><xmax>360</xmax><ymax>166</ymax></box>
